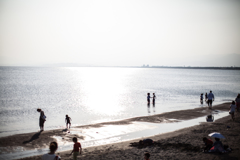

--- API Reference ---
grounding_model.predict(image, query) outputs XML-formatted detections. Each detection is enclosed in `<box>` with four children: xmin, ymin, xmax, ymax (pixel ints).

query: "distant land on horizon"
<box><xmin>1</xmin><ymin>64</ymin><xmax>240</xmax><ymax>70</ymax></box>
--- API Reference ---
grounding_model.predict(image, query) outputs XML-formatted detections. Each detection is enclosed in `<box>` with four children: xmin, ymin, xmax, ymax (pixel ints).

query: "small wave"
<box><xmin>0</xmin><ymin>130</ymin><xmax>20</xmax><ymax>133</ymax></box>
<box><xmin>222</xmin><ymin>99</ymin><xmax>233</xmax><ymax>101</ymax></box>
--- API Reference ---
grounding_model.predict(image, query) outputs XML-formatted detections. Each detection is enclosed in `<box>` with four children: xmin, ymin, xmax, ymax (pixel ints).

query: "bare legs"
<box><xmin>66</xmin><ymin>123</ymin><xmax>71</xmax><ymax>129</ymax></box>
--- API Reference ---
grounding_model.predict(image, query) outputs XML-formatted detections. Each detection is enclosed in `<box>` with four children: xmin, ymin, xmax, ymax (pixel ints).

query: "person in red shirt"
<box><xmin>70</xmin><ymin>137</ymin><xmax>82</xmax><ymax>160</ymax></box>
<box><xmin>203</xmin><ymin>137</ymin><xmax>213</xmax><ymax>152</ymax></box>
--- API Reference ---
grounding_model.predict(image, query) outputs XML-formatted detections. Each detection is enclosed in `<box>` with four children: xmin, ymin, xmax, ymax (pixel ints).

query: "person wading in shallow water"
<box><xmin>152</xmin><ymin>93</ymin><xmax>156</xmax><ymax>104</ymax></box>
<box><xmin>200</xmin><ymin>93</ymin><xmax>203</xmax><ymax>104</ymax></box>
<box><xmin>207</xmin><ymin>90</ymin><xmax>214</xmax><ymax>108</ymax></box>
<box><xmin>65</xmin><ymin>115</ymin><xmax>72</xmax><ymax>129</ymax></box>
<box><xmin>205</xmin><ymin>92</ymin><xmax>208</xmax><ymax>102</ymax></box>
<box><xmin>147</xmin><ymin>93</ymin><xmax>151</xmax><ymax>105</ymax></box>
<box><xmin>37</xmin><ymin>108</ymin><xmax>46</xmax><ymax>131</ymax></box>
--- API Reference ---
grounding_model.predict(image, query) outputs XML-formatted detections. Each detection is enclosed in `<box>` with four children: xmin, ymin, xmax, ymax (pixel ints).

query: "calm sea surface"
<box><xmin>0</xmin><ymin>67</ymin><xmax>239</xmax><ymax>137</ymax></box>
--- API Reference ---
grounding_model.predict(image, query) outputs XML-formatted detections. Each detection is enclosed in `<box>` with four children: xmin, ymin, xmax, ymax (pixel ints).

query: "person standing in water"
<box><xmin>200</xmin><ymin>93</ymin><xmax>203</xmax><ymax>104</ymax></box>
<box><xmin>147</xmin><ymin>93</ymin><xmax>151</xmax><ymax>105</ymax></box>
<box><xmin>205</xmin><ymin>93</ymin><xmax>208</xmax><ymax>102</ymax></box>
<box><xmin>152</xmin><ymin>93</ymin><xmax>156</xmax><ymax>104</ymax></box>
<box><xmin>37</xmin><ymin>108</ymin><xmax>46</xmax><ymax>131</ymax></box>
<box><xmin>65</xmin><ymin>115</ymin><xmax>72</xmax><ymax>129</ymax></box>
<box><xmin>207</xmin><ymin>90</ymin><xmax>214</xmax><ymax>108</ymax></box>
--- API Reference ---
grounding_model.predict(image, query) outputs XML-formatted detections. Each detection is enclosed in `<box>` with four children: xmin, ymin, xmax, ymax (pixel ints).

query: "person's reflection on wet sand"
<box><xmin>153</xmin><ymin>103</ymin><xmax>155</xmax><ymax>113</ymax></box>
<box><xmin>147</xmin><ymin>103</ymin><xmax>150</xmax><ymax>114</ymax></box>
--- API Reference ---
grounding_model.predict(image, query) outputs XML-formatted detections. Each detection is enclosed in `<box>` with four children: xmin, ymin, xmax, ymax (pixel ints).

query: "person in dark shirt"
<box><xmin>37</xmin><ymin>108</ymin><xmax>46</xmax><ymax>131</ymax></box>
<box><xmin>65</xmin><ymin>115</ymin><xmax>72</xmax><ymax>129</ymax></box>
<box><xmin>152</xmin><ymin>93</ymin><xmax>156</xmax><ymax>104</ymax></box>
<box><xmin>212</xmin><ymin>138</ymin><xmax>224</xmax><ymax>152</ymax></box>
<box><xmin>205</xmin><ymin>93</ymin><xmax>208</xmax><ymax>101</ymax></box>
<box><xmin>147</xmin><ymin>93</ymin><xmax>151</xmax><ymax>105</ymax></box>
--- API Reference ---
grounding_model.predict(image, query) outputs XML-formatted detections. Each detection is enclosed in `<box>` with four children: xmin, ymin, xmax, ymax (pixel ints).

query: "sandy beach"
<box><xmin>0</xmin><ymin>102</ymin><xmax>239</xmax><ymax>159</ymax></box>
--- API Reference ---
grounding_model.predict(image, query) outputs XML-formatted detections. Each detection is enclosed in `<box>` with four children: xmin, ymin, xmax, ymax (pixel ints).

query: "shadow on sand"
<box><xmin>22</xmin><ymin>131</ymin><xmax>42</xmax><ymax>144</ymax></box>
<box><xmin>62</xmin><ymin>128</ymin><xmax>68</xmax><ymax>132</ymax></box>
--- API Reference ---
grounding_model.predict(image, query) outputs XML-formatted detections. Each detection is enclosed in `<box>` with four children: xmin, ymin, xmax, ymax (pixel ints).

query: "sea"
<box><xmin>0</xmin><ymin>67</ymin><xmax>240</xmax><ymax>137</ymax></box>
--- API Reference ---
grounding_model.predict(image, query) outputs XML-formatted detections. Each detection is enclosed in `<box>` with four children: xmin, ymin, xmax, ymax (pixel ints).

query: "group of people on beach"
<box><xmin>37</xmin><ymin>109</ymin><xmax>77</xmax><ymax>159</ymax></box>
<box><xmin>37</xmin><ymin>92</ymin><xmax>240</xmax><ymax>160</ymax></box>
<box><xmin>200</xmin><ymin>90</ymin><xmax>214</xmax><ymax>108</ymax></box>
<box><xmin>201</xmin><ymin>91</ymin><xmax>240</xmax><ymax>121</ymax></box>
<box><xmin>37</xmin><ymin>109</ymin><xmax>72</xmax><ymax>131</ymax></box>
<box><xmin>202</xmin><ymin>137</ymin><xmax>228</xmax><ymax>153</ymax></box>
<box><xmin>43</xmin><ymin>138</ymin><xmax>152</xmax><ymax>160</ymax></box>
<box><xmin>147</xmin><ymin>93</ymin><xmax>156</xmax><ymax>104</ymax></box>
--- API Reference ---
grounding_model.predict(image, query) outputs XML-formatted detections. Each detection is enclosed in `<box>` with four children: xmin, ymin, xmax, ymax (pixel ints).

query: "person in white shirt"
<box><xmin>207</xmin><ymin>91</ymin><xmax>214</xmax><ymax>108</ymax></box>
<box><xmin>42</xmin><ymin>142</ymin><xmax>61</xmax><ymax>160</ymax></box>
<box><xmin>229</xmin><ymin>101</ymin><xmax>236</xmax><ymax>121</ymax></box>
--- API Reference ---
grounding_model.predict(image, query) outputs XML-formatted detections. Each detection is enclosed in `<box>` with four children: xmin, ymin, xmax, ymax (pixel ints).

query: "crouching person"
<box><xmin>203</xmin><ymin>137</ymin><xmax>213</xmax><ymax>152</ymax></box>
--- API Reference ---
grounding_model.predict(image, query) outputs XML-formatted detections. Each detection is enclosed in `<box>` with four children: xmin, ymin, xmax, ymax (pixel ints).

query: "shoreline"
<box><xmin>19</xmin><ymin>109</ymin><xmax>240</xmax><ymax>160</ymax></box>
<box><xmin>1</xmin><ymin>102</ymin><xmax>239</xmax><ymax>159</ymax></box>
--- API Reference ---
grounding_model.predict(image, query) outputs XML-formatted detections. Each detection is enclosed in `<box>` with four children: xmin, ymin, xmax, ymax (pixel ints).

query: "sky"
<box><xmin>0</xmin><ymin>0</ymin><xmax>240</xmax><ymax>67</ymax></box>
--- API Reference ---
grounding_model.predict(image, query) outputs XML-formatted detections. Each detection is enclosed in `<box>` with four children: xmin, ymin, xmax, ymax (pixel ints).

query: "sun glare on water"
<box><xmin>69</xmin><ymin>67</ymin><xmax>138</xmax><ymax>116</ymax></box>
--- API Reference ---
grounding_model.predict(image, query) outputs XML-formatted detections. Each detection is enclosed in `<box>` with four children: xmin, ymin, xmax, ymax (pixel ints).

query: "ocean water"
<box><xmin>0</xmin><ymin>67</ymin><xmax>239</xmax><ymax>137</ymax></box>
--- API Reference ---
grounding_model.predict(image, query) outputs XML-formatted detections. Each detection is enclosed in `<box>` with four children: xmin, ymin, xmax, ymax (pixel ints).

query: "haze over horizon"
<box><xmin>0</xmin><ymin>0</ymin><xmax>240</xmax><ymax>67</ymax></box>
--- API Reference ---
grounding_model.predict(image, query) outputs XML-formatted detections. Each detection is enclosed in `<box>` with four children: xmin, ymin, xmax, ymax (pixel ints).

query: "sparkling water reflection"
<box><xmin>0</xmin><ymin>67</ymin><xmax>239</xmax><ymax>137</ymax></box>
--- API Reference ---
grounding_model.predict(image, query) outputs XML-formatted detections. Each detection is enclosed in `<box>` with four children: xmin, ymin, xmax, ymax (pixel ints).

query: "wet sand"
<box><xmin>1</xmin><ymin>102</ymin><xmax>240</xmax><ymax>159</ymax></box>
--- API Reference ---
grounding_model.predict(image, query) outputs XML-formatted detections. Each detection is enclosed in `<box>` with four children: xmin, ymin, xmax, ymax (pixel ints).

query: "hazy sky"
<box><xmin>0</xmin><ymin>0</ymin><xmax>240</xmax><ymax>66</ymax></box>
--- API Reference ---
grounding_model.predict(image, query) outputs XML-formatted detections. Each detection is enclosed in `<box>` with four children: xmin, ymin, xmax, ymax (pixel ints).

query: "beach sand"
<box><xmin>1</xmin><ymin>103</ymin><xmax>240</xmax><ymax>159</ymax></box>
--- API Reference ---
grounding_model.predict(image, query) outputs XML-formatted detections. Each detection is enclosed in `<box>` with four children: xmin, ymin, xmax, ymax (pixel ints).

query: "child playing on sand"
<box><xmin>42</xmin><ymin>142</ymin><xmax>61</xmax><ymax>160</ymax></box>
<box><xmin>229</xmin><ymin>101</ymin><xmax>236</xmax><ymax>121</ymax></box>
<box><xmin>202</xmin><ymin>137</ymin><xmax>213</xmax><ymax>152</ymax></box>
<box><xmin>65</xmin><ymin>115</ymin><xmax>72</xmax><ymax>129</ymax></box>
<box><xmin>144</xmin><ymin>152</ymin><xmax>150</xmax><ymax>160</ymax></box>
<box><xmin>70</xmin><ymin>137</ymin><xmax>82</xmax><ymax>160</ymax></box>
